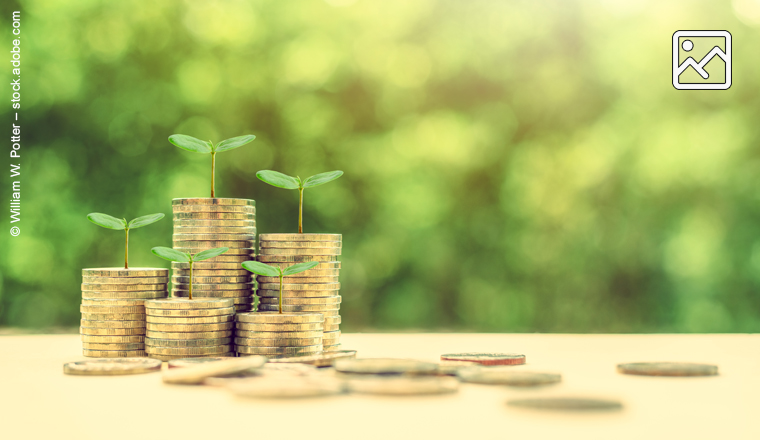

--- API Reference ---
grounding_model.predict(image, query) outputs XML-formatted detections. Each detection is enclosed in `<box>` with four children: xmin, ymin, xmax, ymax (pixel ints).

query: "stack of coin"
<box><xmin>171</xmin><ymin>198</ymin><xmax>257</xmax><ymax>313</ymax></box>
<box><xmin>80</xmin><ymin>268</ymin><xmax>169</xmax><ymax>358</ymax></box>
<box><xmin>144</xmin><ymin>298</ymin><xmax>235</xmax><ymax>361</ymax></box>
<box><xmin>257</xmin><ymin>233</ymin><xmax>342</xmax><ymax>351</ymax></box>
<box><xmin>235</xmin><ymin>312</ymin><xmax>324</xmax><ymax>358</ymax></box>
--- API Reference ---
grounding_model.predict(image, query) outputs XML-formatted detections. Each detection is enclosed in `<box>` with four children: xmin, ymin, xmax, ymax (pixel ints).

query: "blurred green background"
<box><xmin>2</xmin><ymin>0</ymin><xmax>759</xmax><ymax>333</ymax></box>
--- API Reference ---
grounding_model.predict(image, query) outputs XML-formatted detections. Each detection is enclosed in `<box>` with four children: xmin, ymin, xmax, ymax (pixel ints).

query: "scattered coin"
<box><xmin>507</xmin><ymin>397</ymin><xmax>623</xmax><ymax>411</ymax></box>
<box><xmin>616</xmin><ymin>362</ymin><xmax>718</xmax><ymax>377</ymax></box>
<box><xmin>268</xmin><ymin>350</ymin><xmax>357</xmax><ymax>367</ymax></box>
<box><xmin>349</xmin><ymin>376</ymin><xmax>459</xmax><ymax>395</ymax></box>
<box><xmin>162</xmin><ymin>356</ymin><xmax>267</xmax><ymax>384</ymax></box>
<box><xmin>63</xmin><ymin>358</ymin><xmax>162</xmax><ymax>375</ymax></box>
<box><xmin>458</xmin><ymin>368</ymin><xmax>562</xmax><ymax>386</ymax></box>
<box><xmin>334</xmin><ymin>358</ymin><xmax>438</xmax><ymax>375</ymax></box>
<box><xmin>227</xmin><ymin>376</ymin><xmax>346</xmax><ymax>398</ymax></box>
<box><xmin>440</xmin><ymin>353</ymin><xmax>526</xmax><ymax>366</ymax></box>
<box><xmin>167</xmin><ymin>357</ymin><xmax>238</xmax><ymax>368</ymax></box>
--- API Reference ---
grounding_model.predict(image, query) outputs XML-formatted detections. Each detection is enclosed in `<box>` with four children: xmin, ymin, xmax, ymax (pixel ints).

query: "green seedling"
<box><xmin>256</xmin><ymin>170</ymin><xmax>343</xmax><ymax>233</ymax></box>
<box><xmin>87</xmin><ymin>212</ymin><xmax>165</xmax><ymax>269</ymax></box>
<box><xmin>168</xmin><ymin>134</ymin><xmax>256</xmax><ymax>198</ymax></box>
<box><xmin>151</xmin><ymin>246</ymin><xmax>229</xmax><ymax>300</ymax></box>
<box><xmin>241</xmin><ymin>260</ymin><xmax>319</xmax><ymax>313</ymax></box>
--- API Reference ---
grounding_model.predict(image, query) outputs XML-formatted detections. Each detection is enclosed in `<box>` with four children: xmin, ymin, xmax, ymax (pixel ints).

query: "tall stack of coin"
<box><xmin>171</xmin><ymin>198</ymin><xmax>257</xmax><ymax>312</ymax></box>
<box><xmin>144</xmin><ymin>298</ymin><xmax>235</xmax><ymax>361</ymax></box>
<box><xmin>257</xmin><ymin>233</ymin><xmax>342</xmax><ymax>351</ymax></box>
<box><xmin>80</xmin><ymin>268</ymin><xmax>169</xmax><ymax>357</ymax></box>
<box><xmin>235</xmin><ymin>312</ymin><xmax>324</xmax><ymax>358</ymax></box>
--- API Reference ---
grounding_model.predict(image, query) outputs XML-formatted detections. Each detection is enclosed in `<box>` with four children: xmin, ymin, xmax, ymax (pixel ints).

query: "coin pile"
<box><xmin>257</xmin><ymin>233</ymin><xmax>342</xmax><ymax>350</ymax></box>
<box><xmin>144</xmin><ymin>298</ymin><xmax>235</xmax><ymax>361</ymax></box>
<box><xmin>235</xmin><ymin>312</ymin><xmax>324</xmax><ymax>358</ymax></box>
<box><xmin>171</xmin><ymin>198</ymin><xmax>257</xmax><ymax>313</ymax></box>
<box><xmin>80</xmin><ymin>268</ymin><xmax>169</xmax><ymax>358</ymax></box>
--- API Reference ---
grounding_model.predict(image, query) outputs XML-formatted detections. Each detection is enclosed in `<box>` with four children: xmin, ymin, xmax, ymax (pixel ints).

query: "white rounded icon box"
<box><xmin>672</xmin><ymin>30</ymin><xmax>731</xmax><ymax>90</ymax></box>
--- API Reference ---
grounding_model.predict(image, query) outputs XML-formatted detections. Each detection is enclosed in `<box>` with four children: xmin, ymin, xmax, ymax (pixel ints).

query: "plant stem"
<box><xmin>210</xmin><ymin>152</ymin><xmax>216</xmax><ymax>198</ymax></box>
<box><xmin>279</xmin><ymin>272</ymin><xmax>284</xmax><ymax>314</ymax></box>
<box><xmin>189</xmin><ymin>259</ymin><xmax>194</xmax><ymax>300</ymax></box>
<box><xmin>124</xmin><ymin>229</ymin><xmax>129</xmax><ymax>269</ymax></box>
<box><xmin>298</xmin><ymin>187</ymin><xmax>304</xmax><ymax>233</ymax></box>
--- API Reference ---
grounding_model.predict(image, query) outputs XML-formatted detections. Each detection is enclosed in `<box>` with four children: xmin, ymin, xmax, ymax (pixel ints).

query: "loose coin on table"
<box><xmin>226</xmin><ymin>376</ymin><xmax>346</xmax><ymax>398</ymax></box>
<box><xmin>162</xmin><ymin>356</ymin><xmax>267</xmax><ymax>384</ymax></box>
<box><xmin>507</xmin><ymin>397</ymin><xmax>623</xmax><ymax>411</ymax></box>
<box><xmin>348</xmin><ymin>376</ymin><xmax>459</xmax><ymax>395</ymax></box>
<box><xmin>616</xmin><ymin>362</ymin><xmax>718</xmax><ymax>377</ymax></box>
<box><xmin>334</xmin><ymin>358</ymin><xmax>438</xmax><ymax>375</ymax></box>
<box><xmin>63</xmin><ymin>358</ymin><xmax>162</xmax><ymax>375</ymax></box>
<box><xmin>268</xmin><ymin>350</ymin><xmax>357</xmax><ymax>368</ymax></box>
<box><xmin>440</xmin><ymin>353</ymin><xmax>526</xmax><ymax>366</ymax></box>
<box><xmin>457</xmin><ymin>368</ymin><xmax>562</xmax><ymax>386</ymax></box>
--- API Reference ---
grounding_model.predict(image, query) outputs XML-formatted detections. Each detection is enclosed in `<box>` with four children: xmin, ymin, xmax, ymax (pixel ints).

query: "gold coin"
<box><xmin>235</xmin><ymin>329</ymin><xmax>324</xmax><ymax>339</ymax></box>
<box><xmin>262</xmin><ymin>261</ymin><xmax>341</xmax><ymax>270</ymax></box>
<box><xmin>234</xmin><ymin>322</ymin><xmax>324</xmax><ymax>332</ymax></box>
<box><xmin>347</xmin><ymin>376</ymin><xmax>459</xmax><ymax>396</ymax></box>
<box><xmin>259</xmin><ymin>248</ymin><xmax>341</xmax><ymax>256</ymax></box>
<box><xmin>81</xmin><ymin>283</ymin><xmax>167</xmax><ymax>291</ymax></box>
<box><xmin>148</xmin><ymin>352</ymin><xmax>235</xmax><ymax>361</ymax></box>
<box><xmin>236</xmin><ymin>312</ymin><xmax>324</xmax><ymax>324</ymax></box>
<box><xmin>173</xmin><ymin>227</ymin><xmax>257</xmax><ymax>234</ymax></box>
<box><xmin>82</xmin><ymin>276</ymin><xmax>168</xmax><ymax>284</ymax></box>
<box><xmin>322</xmin><ymin>330</ymin><xmax>341</xmax><ymax>338</ymax></box>
<box><xmin>146</xmin><ymin>314</ymin><xmax>233</xmax><ymax>324</ymax></box>
<box><xmin>259</xmin><ymin>297</ymin><xmax>341</xmax><ymax>306</ymax></box>
<box><xmin>324</xmin><ymin>324</ymin><xmax>340</xmax><ymax>332</ymax></box>
<box><xmin>259</xmin><ymin>241</ymin><xmax>342</xmax><ymax>249</ymax></box>
<box><xmin>172</xmin><ymin>262</ymin><xmax>247</xmax><ymax>270</ymax></box>
<box><xmin>268</xmin><ymin>350</ymin><xmax>357</xmax><ymax>367</ymax></box>
<box><xmin>173</xmin><ymin>269</ymin><xmax>252</xmax><ymax>277</ymax></box>
<box><xmin>257</xmin><ymin>276</ymin><xmax>339</xmax><ymax>284</ymax></box>
<box><xmin>259</xmin><ymin>282</ymin><xmax>340</xmax><ymax>291</ymax></box>
<box><xmin>80</xmin><ymin>313</ymin><xmax>146</xmax><ymax>321</ymax></box>
<box><xmin>82</xmin><ymin>268</ymin><xmax>169</xmax><ymax>277</ymax></box>
<box><xmin>172</xmin><ymin>205</ymin><xmax>255</xmax><ymax>213</ymax></box>
<box><xmin>235</xmin><ymin>305</ymin><xmax>253</xmax><ymax>313</ymax></box>
<box><xmin>145</xmin><ymin>345</ymin><xmax>232</xmax><ymax>356</ymax></box>
<box><xmin>173</xmin><ymin>220</ymin><xmax>256</xmax><ymax>227</ymax></box>
<box><xmin>81</xmin><ymin>298</ymin><xmax>147</xmax><ymax>306</ymax></box>
<box><xmin>146</xmin><ymin>307</ymin><xmax>235</xmax><ymax>317</ymax></box>
<box><xmin>81</xmin><ymin>335</ymin><xmax>145</xmax><ymax>343</ymax></box>
<box><xmin>173</xmin><ymin>212</ymin><xmax>255</xmax><ymax>220</ymax></box>
<box><xmin>82</xmin><ymin>349</ymin><xmax>147</xmax><ymax>358</ymax></box>
<box><xmin>82</xmin><ymin>342</ymin><xmax>144</xmax><ymax>351</ymax></box>
<box><xmin>457</xmin><ymin>368</ymin><xmax>562</xmax><ymax>386</ymax></box>
<box><xmin>145</xmin><ymin>337</ymin><xmax>232</xmax><ymax>347</ymax></box>
<box><xmin>145</xmin><ymin>330</ymin><xmax>233</xmax><ymax>340</ymax></box>
<box><xmin>257</xmin><ymin>255</ymin><xmax>338</xmax><ymax>263</ymax></box>
<box><xmin>80</xmin><ymin>305</ymin><xmax>145</xmax><ymax>314</ymax></box>
<box><xmin>80</xmin><ymin>326</ymin><xmax>146</xmax><ymax>336</ymax></box>
<box><xmin>258</xmin><ymin>304</ymin><xmax>340</xmax><ymax>313</ymax></box>
<box><xmin>174</xmin><ymin>248</ymin><xmax>255</xmax><ymax>256</ymax></box>
<box><xmin>146</xmin><ymin>322</ymin><xmax>234</xmax><ymax>332</ymax></box>
<box><xmin>173</xmin><ymin>240</ymin><xmax>255</xmax><ymax>248</ymax></box>
<box><xmin>324</xmin><ymin>315</ymin><xmax>341</xmax><ymax>324</ymax></box>
<box><xmin>259</xmin><ymin>233</ymin><xmax>341</xmax><ymax>242</ymax></box>
<box><xmin>172</xmin><ymin>276</ymin><xmax>251</xmax><ymax>284</ymax></box>
<box><xmin>335</xmin><ymin>358</ymin><xmax>438</xmax><ymax>375</ymax></box>
<box><xmin>145</xmin><ymin>298</ymin><xmax>234</xmax><ymax>309</ymax></box>
<box><xmin>80</xmin><ymin>320</ymin><xmax>146</xmax><ymax>329</ymax></box>
<box><xmin>234</xmin><ymin>337</ymin><xmax>322</xmax><ymax>347</ymax></box>
<box><xmin>63</xmin><ymin>358</ymin><xmax>161</xmax><ymax>375</ymax></box>
<box><xmin>172</xmin><ymin>197</ymin><xmax>255</xmax><ymax>206</ymax></box>
<box><xmin>236</xmin><ymin>345</ymin><xmax>323</xmax><ymax>355</ymax></box>
<box><xmin>171</xmin><ymin>282</ymin><xmax>254</xmax><ymax>291</ymax></box>
<box><xmin>256</xmin><ymin>289</ymin><xmax>340</xmax><ymax>298</ymax></box>
<box><xmin>172</xmin><ymin>234</ymin><xmax>257</xmax><ymax>241</ymax></box>
<box><xmin>171</xmin><ymin>290</ymin><xmax>253</xmax><ymax>299</ymax></box>
<box><xmin>163</xmin><ymin>356</ymin><xmax>267</xmax><ymax>385</ymax></box>
<box><xmin>324</xmin><ymin>343</ymin><xmax>342</xmax><ymax>351</ymax></box>
<box><xmin>82</xmin><ymin>291</ymin><xmax>168</xmax><ymax>299</ymax></box>
<box><xmin>181</xmin><ymin>255</ymin><xmax>253</xmax><ymax>263</ymax></box>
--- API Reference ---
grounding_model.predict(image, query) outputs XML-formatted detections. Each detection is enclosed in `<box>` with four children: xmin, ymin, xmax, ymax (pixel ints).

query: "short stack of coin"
<box><xmin>235</xmin><ymin>312</ymin><xmax>324</xmax><ymax>358</ymax></box>
<box><xmin>144</xmin><ymin>298</ymin><xmax>235</xmax><ymax>361</ymax></box>
<box><xmin>80</xmin><ymin>268</ymin><xmax>169</xmax><ymax>358</ymax></box>
<box><xmin>171</xmin><ymin>198</ymin><xmax>257</xmax><ymax>313</ymax></box>
<box><xmin>257</xmin><ymin>233</ymin><xmax>342</xmax><ymax>351</ymax></box>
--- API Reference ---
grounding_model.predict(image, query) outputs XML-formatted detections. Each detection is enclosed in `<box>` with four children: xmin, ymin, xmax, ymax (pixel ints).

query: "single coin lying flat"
<box><xmin>227</xmin><ymin>376</ymin><xmax>346</xmax><ymax>398</ymax></box>
<box><xmin>616</xmin><ymin>362</ymin><xmax>718</xmax><ymax>377</ymax></box>
<box><xmin>334</xmin><ymin>358</ymin><xmax>438</xmax><ymax>375</ymax></box>
<box><xmin>440</xmin><ymin>353</ymin><xmax>526</xmax><ymax>366</ymax></box>
<box><xmin>63</xmin><ymin>358</ymin><xmax>162</xmax><ymax>376</ymax></box>
<box><xmin>507</xmin><ymin>397</ymin><xmax>623</xmax><ymax>411</ymax></box>
<box><xmin>162</xmin><ymin>355</ymin><xmax>267</xmax><ymax>385</ymax></box>
<box><xmin>268</xmin><ymin>350</ymin><xmax>357</xmax><ymax>368</ymax></box>
<box><xmin>436</xmin><ymin>360</ymin><xmax>481</xmax><ymax>376</ymax></box>
<box><xmin>167</xmin><ymin>357</ymin><xmax>238</xmax><ymax>369</ymax></box>
<box><xmin>348</xmin><ymin>376</ymin><xmax>459</xmax><ymax>396</ymax></box>
<box><xmin>458</xmin><ymin>367</ymin><xmax>561</xmax><ymax>386</ymax></box>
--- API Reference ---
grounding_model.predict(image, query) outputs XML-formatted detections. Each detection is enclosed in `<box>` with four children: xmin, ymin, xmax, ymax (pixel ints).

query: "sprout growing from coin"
<box><xmin>87</xmin><ymin>212</ymin><xmax>165</xmax><ymax>269</ymax></box>
<box><xmin>169</xmin><ymin>134</ymin><xmax>256</xmax><ymax>198</ymax></box>
<box><xmin>256</xmin><ymin>170</ymin><xmax>343</xmax><ymax>233</ymax></box>
<box><xmin>242</xmin><ymin>260</ymin><xmax>319</xmax><ymax>313</ymax></box>
<box><xmin>151</xmin><ymin>247</ymin><xmax>229</xmax><ymax>300</ymax></box>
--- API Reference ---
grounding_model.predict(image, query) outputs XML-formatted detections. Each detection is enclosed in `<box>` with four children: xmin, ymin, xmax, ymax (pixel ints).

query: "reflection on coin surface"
<box><xmin>168</xmin><ymin>357</ymin><xmax>237</xmax><ymax>368</ymax></box>
<box><xmin>334</xmin><ymin>358</ymin><xmax>438</xmax><ymax>375</ymax></box>
<box><xmin>348</xmin><ymin>376</ymin><xmax>459</xmax><ymax>395</ymax></box>
<box><xmin>268</xmin><ymin>350</ymin><xmax>358</xmax><ymax>367</ymax></box>
<box><xmin>507</xmin><ymin>397</ymin><xmax>623</xmax><ymax>411</ymax></box>
<box><xmin>616</xmin><ymin>362</ymin><xmax>718</xmax><ymax>377</ymax></box>
<box><xmin>64</xmin><ymin>358</ymin><xmax>161</xmax><ymax>375</ymax></box>
<box><xmin>440</xmin><ymin>353</ymin><xmax>526</xmax><ymax>366</ymax></box>
<box><xmin>162</xmin><ymin>356</ymin><xmax>267</xmax><ymax>384</ymax></box>
<box><xmin>227</xmin><ymin>376</ymin><xmax>346</xmax><ymax>398</ymax></box>
<box><xmin>458</xmin><ymin>368</ymin><xmax>561</xmax><ymax>386</ymax></box>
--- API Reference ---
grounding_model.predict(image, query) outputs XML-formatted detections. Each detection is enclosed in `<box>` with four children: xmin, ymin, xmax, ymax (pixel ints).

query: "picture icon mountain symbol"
<box><xmin>676</xmin><ymin>46</ymin><xmax>728</xmax><ymax>79</ymax></box>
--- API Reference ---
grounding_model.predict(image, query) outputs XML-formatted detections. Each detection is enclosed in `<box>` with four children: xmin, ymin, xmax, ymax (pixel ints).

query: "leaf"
<box><xmin>215</xmin><ymin>135</ymin><xmax>256</xmax><ymax>153</ymax></box>
<box><xmin>128</xmin><ymin>213</ymin><xmax>165</xmax><ymax>229</ymax></box>
<box><xmin>241</xmin><ymin>261</ymin><xmax>281</xmax><ymax>277</ymax></box>
<box><xmin>151</xmin><ymin>246</ymin><xmax>190</xmax><ymax>263</ymax></box>
<box><xmin>168</xmin><ymin>134</ymin><xmax>212</xmax><ymax>154</ymax></box>
<box><xmin>256</xmin><ymin>170</ymin><xmax>301</xmax><ymax>190</ymax></box>
<box><xmin>87</xmin><ymin>213</ymin><xmax>126</xmax><ymax>230</ymax></box>
<box><xmin>302</xmin><ymin>171</ymin><xmax>344</xmax><ymax>188</ymax></box>
<box><xmin>282</xmin><ymin>261</ymin><xmax>320</xmax><ymax>276</ymax></box>
<box><xmin>194</xmin><ymin>247</ymin><xmax>229</xmax><ymax>261</ymax></box>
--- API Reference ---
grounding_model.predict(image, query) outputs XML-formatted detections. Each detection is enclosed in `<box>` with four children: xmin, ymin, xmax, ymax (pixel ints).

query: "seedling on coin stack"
<box><xmin>150</xmin><ymin>246</ymin><xmax>229</xmax><ymax>300</ymax></box>
<box><xmin>80</xmin><ymin>212</ymin><xmax>169</xmax><ymax>358</ymax></box>
<box><xmin>255</xmin><ymin>169</ymin><xmax>345</xmax><ymax>350</ymax></box>
<box><xmin>242</xmin><ymin>261</ymin><xmax>319</xmax><ymax>313</ymax></box>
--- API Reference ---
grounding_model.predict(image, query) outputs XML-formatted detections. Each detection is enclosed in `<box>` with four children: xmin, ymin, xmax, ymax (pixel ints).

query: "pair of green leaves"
<box><xmin>87</xmin><ymin>213</ymin><xmax>165</xmax><ymax>230</ymax></box>
<box><xmin>151</xmin><ymin>246</ymin><xmax>229</xmax><ymax>263</ymax></box>
<box><xmin>256</xmin><ymin>170</ymin><xmax>343</xmax><ymax>190</ymax></box>
<box><xmin>242</xmin><ymin>260</ymin><xmax>319</xmax><ymax>278</ymax></box>
<box><xmin>168</xmin><ymin>134</ymin><xmax>256</xmax><ymax>154</ymax></box>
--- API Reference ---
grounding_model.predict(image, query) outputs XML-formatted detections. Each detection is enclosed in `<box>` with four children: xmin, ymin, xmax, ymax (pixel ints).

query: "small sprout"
<box><xmin>169</xmin><ymin>134</ymin><xmax>256</xmax><ymax>198</ymax></box>
<box><xmin>242</xmin><ymin>260</ymin><xmax>319</xmax><ymax>313</ymax></box>
<box><xmin>87</xmin><ymin>212</ymin><xmax>165</xmax><ymax>269</ymax></box>
<box><xmin>151</xmin><ymin>246</ymin><xmax>229</xmax><ymax>300</ymax></box>
<box><xmin>256</xmin><ymin>170</ymin><xmax>343</xmax><ymax>233</ymax></box>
